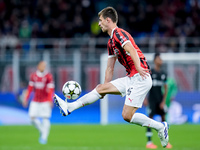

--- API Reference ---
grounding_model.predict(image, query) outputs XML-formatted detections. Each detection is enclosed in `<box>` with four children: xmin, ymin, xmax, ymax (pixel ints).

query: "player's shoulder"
<box><xmin>30</xmin><ymin>71</ymin><xmax>37</xmax><ymax>77</ymax></box>
<box><xmin>112</xmin><ymin>27</ymin><xmax>130</xmax><ymax>43</ymax></box>
<box><xmin>160</xmin><ymin>69</ymin><xmax>167</xmax><ymax>80</ymax></box>
<box><xmin>114</xmin><ymin>27</ymin><xmax>129</xmax><ymax>36</ymax></box>
<box><xmin>107</xmin><ymin>38</ymin><xmax>112</xmax><ymax>44</ymax></box>
<box><xmin>29</xmin><ymin>71</ymin><xmax>37</xmax><ymax>81</ymax></box>
<box><xmin>151</xmin><ymin>69</ymin><xmax>160</xmax><ymax>77</ymax></box>
<box><xmin>46</xmin><ymin>72</ymin><xmax>54</xmax><ymax>79</ymax></box>
<box><xmin>116</xmin><ymin>27</ymin><xmax>127</xmax><ymax>32</ymax></box>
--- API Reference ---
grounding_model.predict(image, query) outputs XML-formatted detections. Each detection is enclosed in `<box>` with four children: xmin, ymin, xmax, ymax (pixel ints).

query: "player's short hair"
<box><xmin>98</xmin><ymin>7</ymin><xmax>118</xmax><ymax>23</ymax></box>
<box><xmin>154</xmin><ymin>52</ymin><xmax>160</xmax><ymax>61</ymax></box>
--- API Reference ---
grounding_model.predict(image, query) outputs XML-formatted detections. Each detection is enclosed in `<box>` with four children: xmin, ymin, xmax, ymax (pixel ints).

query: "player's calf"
<box><xmin>122</xmin><ymin>105</ymin><xmax>138</xmax><ymax>122</ymax></box>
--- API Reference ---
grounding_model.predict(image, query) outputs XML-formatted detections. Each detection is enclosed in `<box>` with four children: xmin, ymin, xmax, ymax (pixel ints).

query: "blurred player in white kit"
<box><xmin>23</xmin><ymin>61</ymin><xmax>54</xmax><ymax>144</ymax></box>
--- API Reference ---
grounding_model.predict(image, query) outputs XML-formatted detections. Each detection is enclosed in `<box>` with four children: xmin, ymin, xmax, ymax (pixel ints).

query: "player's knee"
<box><xmin>30</xmin><ymin>117</ymin><xmax>35</xmax><ymax>121</ymax></box>
<box><xmin>94</xmin><ymin>84</ymin><xmax>104</xmax><ymax>98</ymax></box>
<box><xmin>96</xmin><ymin>84</ymin><xmax>102</xmax><ymax>91</ymax></box>
<box><xmin>96</xmin><ymin>84</ymin><xmax>107</xmax><ymax>95</ymax></box>
<box><xmin>122</xmin><ymin>111</ymin><xmax>132</xmax><ymax>122</ymax></box>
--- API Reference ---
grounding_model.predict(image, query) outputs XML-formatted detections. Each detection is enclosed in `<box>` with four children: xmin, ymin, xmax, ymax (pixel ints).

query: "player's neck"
<box><xmin>154</xmin><ymin>65</ymin><xmax>161</xmax><ymax>71</ymax></box>
<box><xmin>36</xmin><ymin>70</ymin><xmax>47</xmax><ymax>77</ymax></box>
<box><xmin>108</xmin><ymin>24</ymin><xmax>117</xmax><ymax>36</ymax></box>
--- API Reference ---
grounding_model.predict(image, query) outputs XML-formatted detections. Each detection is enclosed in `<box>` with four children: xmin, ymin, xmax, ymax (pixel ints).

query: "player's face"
<box><xmin>154</xmin><ymin>56</ymin><xmax>163</xmax><ymax>66</ymax></box>
<box><xmin>98</xmin><ymin>15</ymin><xmax>108</xmax><ymax>33</ymax></box>
<box><xmin>38</xmin><ymin>61</ymin><xmax>46</xmax><ymax>72</ymax></box>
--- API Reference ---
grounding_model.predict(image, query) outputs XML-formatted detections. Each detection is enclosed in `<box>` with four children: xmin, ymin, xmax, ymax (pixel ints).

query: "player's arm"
<box><xmin>47</xmin><ymin>74</ymin><xmax>55</xmax><ymax>107</ymax></box>
<box><xmin>47</xmin><ymin>87</ymin><xmax>54</xmax><ymax>108</ymax></box>
<box><xmin>160</xmin><ymin>83</ymin><xmax>168</xmax><ymax>109</ymax></box>
<box><xmin>123</xmin><ymin>42</ymin><xmax>149</xmax><ymax>78</ymax></box>
<box><xmin>22</xmin><ymin>84</ymin><xmax>33</xmax><ymax>108</ymax></box>
<box><xmin>104</xmin><ymin>56</ymin><xmax>117</xmax><ymax>83</ymax></box>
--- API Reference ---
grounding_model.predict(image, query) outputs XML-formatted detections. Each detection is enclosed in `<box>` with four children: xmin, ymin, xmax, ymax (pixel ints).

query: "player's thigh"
<box><xmin>125</xmin><ymin>74</ymin><xmax>152</xmax><ymax>108</ymax></box>
<box><xmin>96</xmin><ymin>82</ymin><xmax>121</xmax><ymax>95</ymax></box>
<box><xmin>29</xmin><ymin>101</ymin><xmax>52</xmax><ymax>118</ymax></box>
<box><xmin>96</xmin><ymin>76</ymin><xmax>127</xmax><ymax>95</ymax></box>
<box><xmin>29</xmin><ymin>101</ymin><xmax>39</xmax><ymax>117</ymax></box>
<box><xmin>40</xmin><ymin>102</ymin><xmax>52</xmax><ymax>118</ymax></box>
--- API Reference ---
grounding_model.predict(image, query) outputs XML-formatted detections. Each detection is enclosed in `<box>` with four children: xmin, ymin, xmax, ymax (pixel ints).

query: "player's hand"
<box><xmin>160</xmin><ymin>101</ymin><xmax>165</xmax><ymax>109</ymax></box>
<box><xmin>137</xmin><ymin>66</ymin><xmax>149</xmax><ymax>80</ymax></box>
<box><xmin>22</xmin><ymin>100</ymin><xmax>28</xmax><ymax>108</ymax></box>
<box><xmin>50</xmin><ymin>101</ymin><xmax>54</xmax><ymax>108</ymax></box>
<box><xmin>143</xmin><ymin>98</ymin><xmax>148</xmax><ymax>106</ymax></box>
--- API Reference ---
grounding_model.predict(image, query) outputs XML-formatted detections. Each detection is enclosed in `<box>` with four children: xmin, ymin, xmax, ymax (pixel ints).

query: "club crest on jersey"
<box><xmin>42</xmin><ymin>78</ymin><xmax>47</xmax><ymax>82</ymax></box>
<box><xmin>114</xmin><ymin>48</ymin><xmax>119</xmax><ymax>55</ymax></box>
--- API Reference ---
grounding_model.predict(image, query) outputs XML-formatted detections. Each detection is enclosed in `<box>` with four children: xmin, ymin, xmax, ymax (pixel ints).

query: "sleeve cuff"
<box><xmin>121</xmin><ymin>40</ymin><xmax>131</xmax><ymax>48</ymax></box>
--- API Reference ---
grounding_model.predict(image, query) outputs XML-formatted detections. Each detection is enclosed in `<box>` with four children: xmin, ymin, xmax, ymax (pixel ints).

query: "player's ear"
<box><xmin>106</xmin><ymin>17</ymin><xmax>110</xmax><ymax>23</ymax></box>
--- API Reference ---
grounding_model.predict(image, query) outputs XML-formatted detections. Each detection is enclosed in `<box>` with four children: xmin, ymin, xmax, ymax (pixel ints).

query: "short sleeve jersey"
<box><xmin>29</xmin><ymin>71</ymin><xmax>54</xmax><ymax>102</ymax></box>
<box><xmin>148</xmin><ymin>68</ymin><xmax>167</xmax><ymax>103</ymax></box>
<box><xmin>107</xmin><ymin>27</ymin><xmax>150</xmax><ymax>77</ymax></box>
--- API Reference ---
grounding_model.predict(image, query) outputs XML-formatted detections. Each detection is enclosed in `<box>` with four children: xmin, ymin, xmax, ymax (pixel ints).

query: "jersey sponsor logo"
<box><xmin>119</xmin><ymin>36</ymin><xmax>126</xmax><ymax>44</ymax></box>
<box><xmin>152</xmin><ymin>74</ymin><xmax>157</xmax><ymax>78</ymax></box>
<box><xmin>161</xmin><ymin>74</ymin><xmax>166</xmax><ymax>80</ymax></box>
<box><xmin>35</xmin><ymin>82</ymin><xmax>45</xmax><ymax>89</ymax></box>
<box><xmin>152</xmin><ymin>79</ymin><xmax>164</xmax><ymax>86</ymax></box>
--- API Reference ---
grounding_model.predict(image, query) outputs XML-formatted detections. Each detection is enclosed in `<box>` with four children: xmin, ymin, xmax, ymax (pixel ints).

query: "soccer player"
<box><xmin>145</xmin><ymin>53</ymin><xmax>172</xmax><ymax>149</ymax></box>
<box><xmin>54</xmin><ymin>7</ymin><xmax>169</xmax><ymax>148</ymax></box>
<box><xmin>23</xmin><ymin>61</ymin><xmax>54</xmax><ymax>144</ymax></box>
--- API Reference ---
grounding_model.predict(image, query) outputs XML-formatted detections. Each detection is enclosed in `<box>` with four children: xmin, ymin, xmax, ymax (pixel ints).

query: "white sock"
<box><xmin>130</xmin><ymin>113</ymin><xmax>164</xmax><ymax>131</ymax></box>
<box><xmin>68</xmin><ymin>89</ymin><xmax>102</xmax><ymax>112</ymax></box>
<box><xmin>31</xmin><ymin>118</ymin><xmax>42</xmax><ymax>133</ymax></box>
<box><xmin>41</xmin><ymin>118</ymin><xmax>51</xmax><ymax>141</ymax></box>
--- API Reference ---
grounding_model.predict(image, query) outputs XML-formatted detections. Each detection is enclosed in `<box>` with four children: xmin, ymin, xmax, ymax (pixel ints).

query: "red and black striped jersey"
<box><xmin>107</xmin><ymin>27</ymin><xmax>150</xmax><ymax>77</ymax></box>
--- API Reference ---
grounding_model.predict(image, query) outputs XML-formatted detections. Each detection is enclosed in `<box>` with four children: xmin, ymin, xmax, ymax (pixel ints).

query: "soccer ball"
<box><xmin>62</xmin><ymin>81</ymin><xmax>82</xmax><ymax>100</ymax></box>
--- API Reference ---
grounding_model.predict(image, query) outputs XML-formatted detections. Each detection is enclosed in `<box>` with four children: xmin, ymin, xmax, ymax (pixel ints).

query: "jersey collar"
<box><xmin>110</xmin><ymin>27</ymin><xmax>118</xmax><ymax>38</ymax></box>
<box><xmin>36</xmin><ymin>70</ymin><xmax>48</xmax><ymax>77</ymax></box>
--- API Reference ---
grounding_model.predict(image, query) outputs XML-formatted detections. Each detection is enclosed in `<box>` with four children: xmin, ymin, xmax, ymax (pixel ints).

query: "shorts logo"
<box><xmin>128</xmin><ymin>98</ymin><xmax>133</xmax><ymax>103</ymax></box>
<box><xmin>127</xmin><ymin>87</ymin><xmax>133</xmax><ymax>96</ymax></box>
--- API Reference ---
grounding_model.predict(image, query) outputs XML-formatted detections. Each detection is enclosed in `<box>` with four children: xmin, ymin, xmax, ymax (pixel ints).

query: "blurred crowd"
<box><xmin>0</xmin><ymin>0</ymin><xmax>200</xmax><ymax>53</ymax></box>
<box><xmin>117</xmin><ymin>0</ymin><xmax>200</xmax><ymax>37</ymax></box>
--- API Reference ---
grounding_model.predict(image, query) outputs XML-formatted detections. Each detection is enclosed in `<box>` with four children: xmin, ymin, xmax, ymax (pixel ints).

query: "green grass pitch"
<box><xmin>0</xmin><ymin>124</ymin><xmax>200</xmax><ymax>150</ymax></box>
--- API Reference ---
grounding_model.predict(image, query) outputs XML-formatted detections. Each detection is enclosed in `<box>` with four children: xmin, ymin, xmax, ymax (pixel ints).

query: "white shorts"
<box><xmin>29</xmin><ymin>101</ymin><xmax>52</xmax><ymax>118</ymax></box>
<box><xmin>110</xmin><ymin>73</ymin><xmax>152</xmax><ymax>108</ymax></box>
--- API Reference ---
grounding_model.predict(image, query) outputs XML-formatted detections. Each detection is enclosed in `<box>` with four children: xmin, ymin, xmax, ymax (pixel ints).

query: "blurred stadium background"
<box><xmin>0</xmin><ymin>0</ymin><xmax>200</xmax><ymax>150</ymax></box>
<box><xmin>0</xmin><ymin>0</ymin><xmax>200</xmax><ymax>148</ymax></box>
